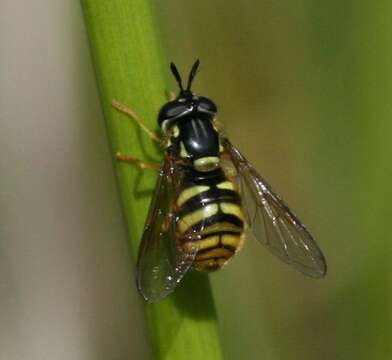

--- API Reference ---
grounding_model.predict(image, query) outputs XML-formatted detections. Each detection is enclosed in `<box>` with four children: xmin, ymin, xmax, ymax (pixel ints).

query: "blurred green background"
<box><xmin>0</xmin><ymin>1</ymin><xmax>391</xmax><ymax>359</ymax></box>
<box><xmin>155</xmin><ymin>1</ymin><xmax>391</xmax><ymax>359</ymax></box>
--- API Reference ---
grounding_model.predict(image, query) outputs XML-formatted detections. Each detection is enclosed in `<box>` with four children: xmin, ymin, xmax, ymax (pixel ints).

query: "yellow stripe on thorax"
<box><xmin>180</xmin><ymin>141</ymin><xmax>189</xmax><ymax>158</ymax></box>
<box><xmin>193</xmin><ymin>157</ymin><xmax>220</xmax><ymax>172</ymax></box>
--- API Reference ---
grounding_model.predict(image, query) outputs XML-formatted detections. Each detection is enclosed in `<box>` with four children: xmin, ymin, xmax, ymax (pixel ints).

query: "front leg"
<box><xmin>116</xmin><ymin>152</ymin><xmax>160</xmax><ymax>171</ymax></box>
<box><xmin>112</xmin><ymin>100</ymin><xmax>162</xmax><ymax>145</ymax></box>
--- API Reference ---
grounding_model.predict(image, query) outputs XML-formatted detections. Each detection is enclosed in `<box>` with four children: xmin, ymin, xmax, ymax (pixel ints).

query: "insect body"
<box><xmin>158</xmin><ymin>63</ymin><xmax>245</xmax><ymax>272</ymax></box>
<box><xmin>113</xmin><ymin>60</ymin><xmax>327</xmax><ymax>303</ymax></box>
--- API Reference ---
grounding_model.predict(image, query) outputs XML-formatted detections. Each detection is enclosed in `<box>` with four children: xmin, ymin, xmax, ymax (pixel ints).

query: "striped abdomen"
<box><xmin>176</xmin><ymin>169</ymin><xmax>245</xmax><ymax>271</ymax></box>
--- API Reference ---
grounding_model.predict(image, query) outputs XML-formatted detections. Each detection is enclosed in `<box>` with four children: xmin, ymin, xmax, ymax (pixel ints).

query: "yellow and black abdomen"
<box><xmin>176</xmin><ymin>168</ymin><xmax>245</xmax><ymax>271</ymax></box>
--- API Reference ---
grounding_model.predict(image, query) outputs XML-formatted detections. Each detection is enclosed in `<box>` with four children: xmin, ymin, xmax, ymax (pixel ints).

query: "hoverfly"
<box><xmin>112</xmin><ymin>60</ymin><xmax>327</xmax><ymax>303</ymax></box>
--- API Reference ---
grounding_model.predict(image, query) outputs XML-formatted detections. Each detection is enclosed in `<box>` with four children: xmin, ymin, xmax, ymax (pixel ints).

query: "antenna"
<box><xmin>186</xmin><ymin>59</ymin><xmax>200</xmax><ymax>91</ymax></box>
<box><xmin>170</xmin><ymin>62</ymin><xmax>184</xmax><ymax>92</ymax></box>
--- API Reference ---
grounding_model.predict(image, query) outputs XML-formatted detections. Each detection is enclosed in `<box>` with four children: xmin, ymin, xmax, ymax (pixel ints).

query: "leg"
<box><xmin>166</xmin><ymin>90</ymin><xmax>177</xmax><ymax>101</ymax></box>
<box><xmin>111</xmin><ymin>100</ymin><xmax>162</xmax><ymax>144</ymax></box>
<box><xmin>116</xmin><ymin>152</ymin><xmax>160</xmax><ymax>171</ymax></box>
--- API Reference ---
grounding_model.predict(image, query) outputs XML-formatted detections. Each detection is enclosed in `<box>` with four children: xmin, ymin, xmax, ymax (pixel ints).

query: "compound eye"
<box><xmin>161</xmin><ymin>102</ymin><xmax>188</xmax><ymax>119</ymax></box>
<box><xmin>158</xmin><ymin>101</ymin><xmax>189</xmax><ymax>126</ymax></box>
<box><xmin>198</xmin><ymin>97</ymin><xmax>217</xmax><ymax>114</ymax></box>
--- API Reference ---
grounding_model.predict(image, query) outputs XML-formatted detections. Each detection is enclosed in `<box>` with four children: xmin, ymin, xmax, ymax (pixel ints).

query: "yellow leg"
<box><xmin>116</xmin><ymin>152</ymin><xmax>160</xmax><ymax>171</ymax></box>
<box><xmin>111</xmin><ymin>100</ymin><xmax>162</xmax><ymax>144</ymax></box>
<box><xmin>166</xmin><ymin>90</ymin><xmax>177</xmax><ymax>101</ymax></box>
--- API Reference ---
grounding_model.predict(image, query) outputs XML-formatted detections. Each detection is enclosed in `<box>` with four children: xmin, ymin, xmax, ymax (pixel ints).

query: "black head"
<box><xmin>158</xmin><ymin>60</ymin><xmax>217</xmax><ymax>131</ymax></box>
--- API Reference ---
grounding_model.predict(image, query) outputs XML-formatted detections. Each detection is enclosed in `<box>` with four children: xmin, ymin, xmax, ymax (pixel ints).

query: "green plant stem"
<box><xmin>81</xmin><ymin>1</ymin><xmax>223</xmax><ymax>359</ymax></box>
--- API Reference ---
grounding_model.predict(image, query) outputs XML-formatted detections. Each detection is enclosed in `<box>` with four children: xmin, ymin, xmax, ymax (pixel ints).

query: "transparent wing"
<box><xmin>222</xmin><ymin>138</ymin><xmax>327</xmax><ymax>277</ymax></box>
<box><xmin>136</xmin><ymin>156</ymin><xmax>198</xmax><ymax>303</ymax></box>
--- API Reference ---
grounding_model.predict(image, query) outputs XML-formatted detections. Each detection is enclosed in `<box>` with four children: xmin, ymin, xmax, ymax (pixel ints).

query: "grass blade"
<box><xmin>80</xmin><ymin>1</ymin><xmax>223</xmax><ymax>358</ymax></box>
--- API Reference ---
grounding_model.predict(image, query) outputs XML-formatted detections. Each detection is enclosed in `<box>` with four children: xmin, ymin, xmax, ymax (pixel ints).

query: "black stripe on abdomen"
<box><xmin>178</xmin><ymin>188</ymin><xmax>241</xmax><ymax>218</ymax></box>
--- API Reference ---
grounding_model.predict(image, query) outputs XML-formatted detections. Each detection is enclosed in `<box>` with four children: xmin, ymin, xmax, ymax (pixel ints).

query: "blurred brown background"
<box><xmin>155</xmin><ymin>2</ymin><xmax>392</xmax><ymax>359</ymax></box>
<box><xmin>1</xmin><ymin>1</ymin><xmax>391</xmax><ymax>359</ymax></box>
